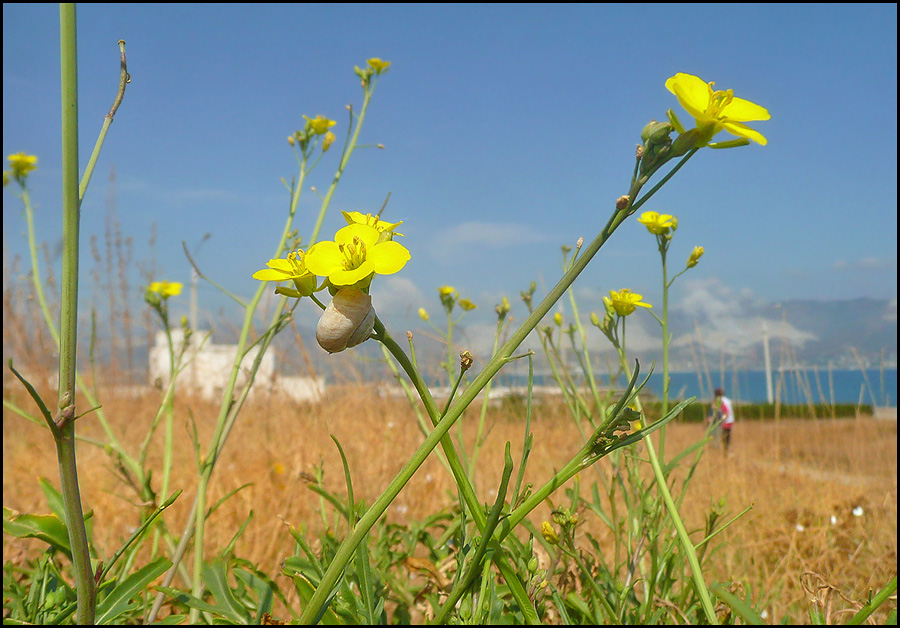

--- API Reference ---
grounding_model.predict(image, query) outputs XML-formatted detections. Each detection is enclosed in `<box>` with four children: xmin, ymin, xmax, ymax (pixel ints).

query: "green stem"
<box><xmin>467</xmin><ymin>318</ymin><xmax>504</xmax><ymax>476</ymax></box>
<box><xmin>618</xmin><ymin>355</ymin><xmax>717</xmax><ymax>624</ymax></box>
<box><xmin>183</xmin><ymin>165</ymin><xmax>307</xmax><ymax>623</ymax></box>
<box><xmin>57</xmin><ymin>4</ymin><xmax>95</xmax><ymax>623</ymax></box>
<box><xmin>78</xmin><ymin>40</ymin><xmax>128</xmax><ymax>201</ymax></box>
<box><xmin>308</xmin><ymin>81</ymin><xmax>374</xmax><ymax>246</ymax></box>
<box><xmin>659</xmin><ymin>243</ymin><xmax>669</xmax><ymax>462</ymax></box>
<box><xmin>432</xmin><ymin>444</ymin><xmax>514</xmax><ymax>624</ymax></box>
<box><xmin>300</xmin><ymin>200</ymin><xmax>640</xmax><ymax>623</ymax></box>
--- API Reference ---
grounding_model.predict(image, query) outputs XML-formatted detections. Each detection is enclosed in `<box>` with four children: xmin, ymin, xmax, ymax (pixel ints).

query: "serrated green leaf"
<box><xmin>202</xmin><ymin>559</ymin><xmax>251</xmax><ymax>624</ymax></box>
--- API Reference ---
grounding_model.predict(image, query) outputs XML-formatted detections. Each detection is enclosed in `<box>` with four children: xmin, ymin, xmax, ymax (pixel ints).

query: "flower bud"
<box><xmin>641</xmin><ymin>120</ymin><xmax>674</xmax><ymax>143</ymax></box>
<box><xmin>322</xmin><ymin>131</ymin><xmax>335</xmax><ymax>152</ymax></box>
<box><xmin>316</xmin><ymin>288</ymin><xmax>375</xmax><ymax>353</ymax></box>
<box><xmin>590</xmin><ymin>312</ymin><xmax>600</xmax><ymax>327</ymax></box>
<box><xmin>541</xmin><ymin>521</ymin><xmax>559</xmax><ymax>545</ymax></box>
<box><xmin>418</xmin><ymin>307</ymin><xmax>429</xmax><ymax>321</ymax></box>
<box><xmin>687</xmin><ymin>245</ymin><xmax>704</xmax><ymax>268</ymax></box>
<box><xmin>602</xmin><ymin>296</ymin><xmax>615</xmax><ymax>316</ymax></box>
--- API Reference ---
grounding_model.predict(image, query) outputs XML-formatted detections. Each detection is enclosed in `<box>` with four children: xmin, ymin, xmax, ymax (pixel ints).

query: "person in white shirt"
<box><xmin>714</xmin><ymin>387</ymin><xmax>735</xmax><ymax>451</ymax></box>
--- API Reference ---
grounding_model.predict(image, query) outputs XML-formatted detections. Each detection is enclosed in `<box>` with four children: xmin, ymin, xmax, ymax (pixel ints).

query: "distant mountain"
<box><xmin>665</xmin><ymin>297</ymin><xmax>897</xmax><ymax>370</ymax></box>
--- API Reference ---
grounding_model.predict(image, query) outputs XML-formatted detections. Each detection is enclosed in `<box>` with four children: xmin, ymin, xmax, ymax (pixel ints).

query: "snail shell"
<box><xmin>316</xmin><ymin>288</ymin><xmax>375</xmax><ymax>353</ymax></box>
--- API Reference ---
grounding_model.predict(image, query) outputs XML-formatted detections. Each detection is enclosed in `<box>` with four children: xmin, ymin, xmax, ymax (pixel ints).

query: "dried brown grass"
<box><xmin>3</xmin><ymin>382</ymin><xmax>896</xmax><ymax>622</ymax></box>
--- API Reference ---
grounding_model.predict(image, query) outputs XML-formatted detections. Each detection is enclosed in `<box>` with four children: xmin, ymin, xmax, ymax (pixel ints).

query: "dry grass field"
<box><xmin>3</xmin><ymin>382</ymin><xmax>897</xmax><ymax>623</ymax></box>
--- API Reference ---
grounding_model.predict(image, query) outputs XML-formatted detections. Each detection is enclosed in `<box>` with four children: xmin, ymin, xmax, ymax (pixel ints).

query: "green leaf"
<box><xmin>3</xmin><ymin>507</ymin><xmax>71</xmax><ymax>558</ymax></box>
<box><xmin>202</xmin><ymin>559</ymin><xmax>252</xmax><ymax>624</ymax></box>
<box><xmin>233</xmin><ymin>568</ymin><xmax>274</xmax><ymax>620</ymax></box>
<box><xmin>155</xmin><ymin>586</ymin><xmax>225</xmax><ymax>615</ymax></box>
<box><xmin>37</xmin><ymin>477</ymin><xmax>66</xmax><ymax>521</ymax></box>
<box><xmin>95</xmin><ymin>557</ymin><xmax>172</xmax><ymax>624</ymax></box>
<box><xmin>710</xmin><ymin>583</ymin><xmax>766</xmax><ymax>625</ymax></box>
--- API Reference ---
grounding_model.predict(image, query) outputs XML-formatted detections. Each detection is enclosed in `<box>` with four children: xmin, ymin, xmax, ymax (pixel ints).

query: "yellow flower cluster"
<box><xmin>3</xmin><ymin>153</ymin><xmax>38</xmax><ymax>187</ymax></box>
<box><xmin>637</xmin><ymin>211</ymin><xmax>677</xmax><ymax>236</ymax></box>
<box><xmin>254</xmin><ymin>212</ymin><xmax>409</xmax><ymax>295</ymax></box>
<box><xmin>147</xmin><ymin>281</ymin><xmax>183</xmax><ymax>298</ymax></box>
<box><xmin>604</xmin><ymin>289</ymin><xmax>652</xmax><ymax>317</ymax></box>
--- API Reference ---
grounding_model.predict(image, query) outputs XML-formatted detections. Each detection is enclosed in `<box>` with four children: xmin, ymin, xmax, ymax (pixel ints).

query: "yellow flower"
<box><xmin>342</xmin><ymin>211</ymin><xmax>404</xmax><ymax>237</ymax></box>
<box><xmin>305</xmin><ymin>223</ymin><xmax>410</xmax><ymax>288</ymax></box>
<box><xmin>303</xmin><ymin>114</ymin><xmax>337</xmax><ymax>135</ymax></box>
<box><xmin>418</xmin><ymin>307</ymin><xmax>429</xmax><ymax>321</ymax></box>
<box><xmin>147</xmin><ymin>281</ymin><xmax>183</xmax><ymax>298</ymax></box>
<box><xmin>637</xmin><ymin>211</ymin><xmax>678</xmax><ymax>236</ymax></box>
<box><xmin>7</xmin><ymin>153</ymin><xmax>38</xmax><ymax>179</ymax></box>
<box><xmin>438</xmin><ymin>285</ymin><xmax>456</xmax><ymax>297</ymax></box>
<box><xmin>607</xmin><ymin>289</ymin><xmax>652</xmax><ymax>316</ymax></box>
<box><xmin>322</xmin><ymin>131</ymin><xmax>336</xmax><ymax>152</ymax></box>
<box><xmin>666</xmin><ymin>72</ymin><xmax>770</xmax><ymax>146</ymax></box>
<box><xmin>553</xmin><ymin>312</ymin><xmax>563</xmax><ymax>326</ymax></box>
<box><xmin>687</xmin><ymin>246</ymin><xmax>704</xmax><ymax>268</ymax></box>
<box><xmin>367</xmin><ymin>58</ymin><xmax>391</xmax><ymax>75</ymax></box>
<box><xmin>541</xmin><ymin>521</ymin><xmax>559</xmax><ymax>545</ymax></box>
<box><xmin>253</xmin><ymin>250</ymin><xmax>318</xmax><ymax>297</ymax></box>
<box><xmin>458</xmin><ymin>298</ymin><xmax>477</xmax><ymax>311</ymax></box>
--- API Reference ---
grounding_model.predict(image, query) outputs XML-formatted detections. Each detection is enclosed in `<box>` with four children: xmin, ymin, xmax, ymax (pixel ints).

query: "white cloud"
<box><xmin>369</xmin><ymin>275</ymin><xmax>426</xmax><ymax>318</ymax></box>
<box><xmin>428</xmin><ymin>221</ymin><xmax>554</xmax><ymax>258</ymax></box>
<box><xmin>832</xmin><ymin>257</ymin><xmax>895</xmax><ymax>272</ymax></box>
<box><xmin>884</xmin><ymin>298</ymin><xmax>897</xmax><ymax>322</ymax></box>
<box><xmin>673</xmin><ymin>276</ymin><xmax>817</xmax><ymax>357</ymax></box>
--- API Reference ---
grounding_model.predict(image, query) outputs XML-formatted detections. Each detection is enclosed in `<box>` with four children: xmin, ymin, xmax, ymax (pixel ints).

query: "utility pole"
<box><xmin>763</xmin><ymin>322</ymin><xmax>774</xmax><ymax>403</ymax></box>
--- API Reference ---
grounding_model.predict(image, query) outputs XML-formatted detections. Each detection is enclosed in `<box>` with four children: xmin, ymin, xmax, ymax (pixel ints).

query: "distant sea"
<box><xmin>489</xmin><ymin>368</ymin><xmax>898</xmax><ymax>408</ymax></box>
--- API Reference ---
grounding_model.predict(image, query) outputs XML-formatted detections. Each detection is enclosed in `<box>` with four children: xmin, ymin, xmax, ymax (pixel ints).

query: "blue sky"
<box><xmin>3</xmin><ymin>4</ymin><xmax>897</xmax><ymax>354</ymax></box>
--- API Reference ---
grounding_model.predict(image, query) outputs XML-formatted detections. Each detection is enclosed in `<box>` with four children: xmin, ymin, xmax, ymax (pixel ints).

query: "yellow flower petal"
<box><xmin>304</xmin><ymin>241</ymin><xmax>345</xmax><ymax>276</ymax></box>
<box><xmin>252</xmin><ymin>268</ymin><xmax>290</xmax><ymax>281</ymax></box>
<box><xmin>335</xmin><ymin>223</ymin><xmax>380</xmax><ymax>248</ymax></box>
<box><xmin>722</xmin><ymin>96</ymin><xmax>771</xmax><ymax>122</ymax></box>
<box><xmin>367</xmin><ymin>240</ymin><xmax>410</xmax><ymax>275</ymax></box>
<box><xmin>329</xmin><ymin>262</ymin><xmax>375</xmax><ymax>286</ymax></box>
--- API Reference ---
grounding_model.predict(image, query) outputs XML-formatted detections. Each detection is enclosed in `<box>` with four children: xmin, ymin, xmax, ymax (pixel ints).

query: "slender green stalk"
<box><xmin>57</xmin><ymin>5</ymin><xmax>95</xmax><ymax>623</ymax></box>
<box><xmin>618</xmin><ymin>355</ymin><xmax>717</xmax><ymax>624</ymax></box>
<box><xmin>300</xmin><ymin>150</ymin><xmax>700</xmax><ymax>622</ymax></box>
<box><xmin>78</xmin><ymin>40</ymin><xmax>129</xmax><ymax>201</ymax></box>
<box><xmin>301</xmin><ymin>200</ymin><xmax>638</xmax><ymax>623</ymax></box>
<box><xmin>658</xmin><ymin>242</ymin><xmax>670</xmax><ymax>462</ymax></box>
<box><xmin>467</xmin><ymin>316</ymin><xmax>505</xmax><ymax>476</ymax></box>
<box><xmin>432</xmin><ymin>444</ymin><xmax>514</xmax><ymax>624</ymax></box>
<box><xmin>308</xmin><ymin>79</ymin><xmax>375</xmax><ymax>246</ymax></box>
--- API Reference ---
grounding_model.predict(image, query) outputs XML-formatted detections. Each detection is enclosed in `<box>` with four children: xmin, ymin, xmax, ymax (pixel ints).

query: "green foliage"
<box><xmin>640</xmin><ymin>401</ymin><xmax>871</xmax><ymax>423</ymax></box>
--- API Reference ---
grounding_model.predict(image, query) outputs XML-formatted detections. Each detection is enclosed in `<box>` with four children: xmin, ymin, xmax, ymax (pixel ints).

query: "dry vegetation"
<box><xmin>3</xmin><ymin>380</ymin><xmax>896</xmax><ymax>622</ymax></box>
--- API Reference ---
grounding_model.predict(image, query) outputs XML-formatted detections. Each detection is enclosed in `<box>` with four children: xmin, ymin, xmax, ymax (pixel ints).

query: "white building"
<box><xmin>149</xmin><ymin>330</ymin><xmax>324</xmax><ymax>403</ymax></box>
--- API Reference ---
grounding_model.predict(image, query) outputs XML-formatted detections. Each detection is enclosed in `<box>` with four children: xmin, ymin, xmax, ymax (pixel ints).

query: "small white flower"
<box><xmin>387</xmin><ymin>421</ymin><xmax>395</xmax><ymax>429</ymax></box>
<box><xmin>760</xmin><ymin>610</ymin><xmax>769</xmax><ymax>620</ymax></box>
<box><xmin>795</xmin><ymin>524</ymin><xmax>805</xmax><ymax>532</ymax></box>
<box><xmin>852</xmin><ymin>506</ymin><xmax>864</xmax><ymax>517</ymax></box>
<box><xmin>830</xmin><ymin>515</ymin><xmax>838</xmax><ymax>525</ymax></box>
<box><xmin>395</xmin><ymin>503</ymin><xmax>409</xmax><ymax>515</ymax></box>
